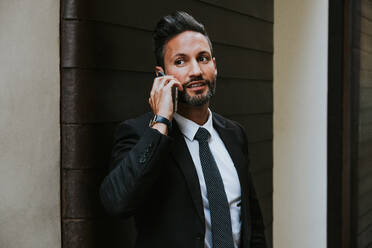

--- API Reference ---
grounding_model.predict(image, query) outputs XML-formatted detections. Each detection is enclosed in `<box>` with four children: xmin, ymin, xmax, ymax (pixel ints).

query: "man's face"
<box><xmin>161</xmin><ymin>31</ymin><xmax>217</xmax><ymax>106</ymax></box>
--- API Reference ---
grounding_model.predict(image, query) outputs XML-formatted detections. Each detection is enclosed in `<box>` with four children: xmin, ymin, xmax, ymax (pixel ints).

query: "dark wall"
<box><xmin>328</xmin><ymin>0</ymin><xmax>372</xmax><ymax>247</ymax></box>
<box><xmin>60</xmin><ymin>0</ymin><xmax>273</xmax><ymax>247</ymax></box>
<box><xmin>328</xmin><ymin>1</ymin><xmax>344</xmax><ymax>247</ymax></box>
<box><xmin>356</xmin><ymin>0</ymin><xmax>372</xmax><ymax>246</ymax></box>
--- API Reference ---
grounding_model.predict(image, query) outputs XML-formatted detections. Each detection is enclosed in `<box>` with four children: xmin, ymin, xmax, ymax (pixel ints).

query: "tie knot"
<box><xmin>194</xmin><ymin>127</ymin><xmax>210</xmax><ymax>142</ymax></box>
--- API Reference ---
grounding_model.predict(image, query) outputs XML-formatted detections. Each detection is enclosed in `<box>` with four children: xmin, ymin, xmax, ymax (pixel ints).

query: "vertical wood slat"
<box><xmin>357</xmin><ymin>1</ymin><xmax>372</xmax><ymax>247</ymax></box>
<box><xmin>328</xmin><ymin>0</ymin><xmax>346</xmax><ymax>247</ymax></box>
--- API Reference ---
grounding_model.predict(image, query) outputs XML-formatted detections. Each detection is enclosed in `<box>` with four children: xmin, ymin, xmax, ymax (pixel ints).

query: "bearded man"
<box><xmin>100</xmin><ymin>11</ymin><xmax>267</xmax><ymax>248</ymax></box>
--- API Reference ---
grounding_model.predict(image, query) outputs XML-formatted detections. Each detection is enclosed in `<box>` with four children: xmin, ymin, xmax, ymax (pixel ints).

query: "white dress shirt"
<box><xmin>173</xmin><ymin>110</ymin><xmax>242</xmax><ymax>248</ymax></box>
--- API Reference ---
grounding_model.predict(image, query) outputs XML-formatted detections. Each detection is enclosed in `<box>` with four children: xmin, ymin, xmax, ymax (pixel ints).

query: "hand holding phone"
<box><xmin>157</xmin><ymin>71</ymin><xmax>178</xmax><ymax>113</ymax></box>
<box><xmin>148</xmin><ymin>70</ymin><xmax>182</xmax><ymax>125</ymax></box>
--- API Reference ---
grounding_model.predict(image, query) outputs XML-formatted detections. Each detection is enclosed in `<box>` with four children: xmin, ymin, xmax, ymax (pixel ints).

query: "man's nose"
<box><xmin>189</xmin><ymin>59</ymin><xmax>202</xmax><ymax>77</ymax></box>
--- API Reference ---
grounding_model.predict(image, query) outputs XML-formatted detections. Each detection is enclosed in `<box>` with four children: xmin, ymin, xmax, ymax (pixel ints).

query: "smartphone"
<box><xmin>157</xmin><ymin>71</ymin><xmax>178</xmax><ymax>113</ymax></box>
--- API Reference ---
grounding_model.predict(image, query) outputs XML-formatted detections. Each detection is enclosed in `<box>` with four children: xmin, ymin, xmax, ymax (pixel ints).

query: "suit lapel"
<box><xmin>169</xmin><ymin>122</ymin><xmax>205</xmax><ymax>224</ymax></box>
<box><xmin>212</xmin><ymin>114</ymin><xmax>248</xmax><ymax>188</ymax></box>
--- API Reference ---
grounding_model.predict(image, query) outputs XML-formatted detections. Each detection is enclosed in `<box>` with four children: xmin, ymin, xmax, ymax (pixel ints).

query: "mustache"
<box><xmin>184</xmin><ymin>76</ymin><xmax>209</xmax><ymax>88</ymax></box>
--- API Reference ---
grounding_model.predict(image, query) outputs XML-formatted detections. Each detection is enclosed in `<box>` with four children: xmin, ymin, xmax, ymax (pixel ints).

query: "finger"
<box><xmin>156</xmin><ymin>76</ymin><xmax>176</xmax><ymax>91</ymax></box>
<box><xmin>165</xmin><ymin>79</ymin><xmax>183</xmax><ymax>91</ymax></box>
<box><xmin>150</xmin><ymin>77</ymin><xmax>162</xmax><ymax>93</ymax></box>
<box><xmin>148</xmin><ymin>97</ymin><xmax>152</xmax><ymax>108</ymax></box>
<box><xmin>150</xmin><ymin>78</ymin><xmax>163</xmax><ymax>101</ymax></box>
<box><xmin>151</xmin><ymin>76</ymin><xmax>174</xmax><ymax>97</ymax></box>
<box><xmin>149</xmin><ymin>90</ymin><xmax>155</xmax><ymax>101</ymax></box>
<box><xmin>154</xmin><ymin>77</ymin><xmax>176</xmax><ymax>97</ymax></box>
<box><xmin>151</xmin><ymin>75</ymin><xmax>170</xmax><ymax>93</ymax></box>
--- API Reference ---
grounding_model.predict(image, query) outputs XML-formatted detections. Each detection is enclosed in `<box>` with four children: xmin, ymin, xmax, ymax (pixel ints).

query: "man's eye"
<box><xmin>199</xmin><ymin>56</ymin><xmax>210</xmax><ymax>62</ymax></box>
<box><xmin>175</xmin><ymin>59</ymin><xmax>184</xmax><ymax>65</ymax></box>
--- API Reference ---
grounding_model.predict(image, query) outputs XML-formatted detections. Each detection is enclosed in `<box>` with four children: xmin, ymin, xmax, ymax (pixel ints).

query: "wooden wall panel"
<box><xmin>359</xmin><ymin>123</ymin><xmax>372</xmax><ymax>143</ymax></box>
<box><xmin>361</xmin><ymin>0</ymin><xmax>372</xmax><ymax>19</ymax></box>
<box><xmin>61</xmin><ymin>69</ymin><xmax>152</xmax><ymax>124</ymax></box>
<box><xmin>62</xmin><ymin>0</ymin><xmax>273</xmax><ymax>52</ymax></box>
<box><xmin>358</xmin><ymin>140</ymin><xmax>372</xmax><ymax>177</ymax></box>
<box><xmin>61</xmin><ymin>22</ymin><xmax>154</xmax><ymax>71</ymax></box>
<box><xmin>327</xmin><ymin>1</ymin><xmax>344</xmax><ymax>246</ymax></box>
<box><xmin>355</xmin><ymin>1</ymin><xmax>372</xmax><ymax>247</ymax></box>
<box><xmin>357</xmin><ymin>18</ymin><xmax>372</xmax><ymax>240</ymax></box>
<box><xmin>358</xmin><ymin>172</ymin><xmax>372</xmax><ymax>197</ymax></box>
<box><xmin>62</xmin><ymin>21</ymin><xmax>272</xmax><ymax>80</ymax></box>
<box><xmin>360</xmin><ymin>108</ymin><xmax>372</xmax><ymax>125</ymax></box>
<box><xmin>360</xmin><ymin>88</ymin><xmax>372</xmax><ymax>109</ymax></box>
<box><xmin>229</xmin><ymin>115</ymin><xmax>272</xmax><ymax>142</ymax></box>
<box><xmin>253</xmin><ymin>170</ymin><xmax>273</xmax><ymax>198</ymax></box>
<box><xmin>358</xmin><ymin>224</ymin><xmax>372</xmax><ymax>248</ymax></box>
<box><xmin>249</xmin><ymin>141</ymin><xmax>273</xmax><ymax>173</ymax></box>
<box><xmin>359</xmin><ymin>50</ymin><xmax>372</xmax><ymax>70</ymax></box>
<box><xmin>198</xmin><ymin>0</ymin><xmax>273</xmax><ymax>22</ymax></box>
<box><xmin>360</xmin><ymin>16</ymin><xmax>372</xmax><ymax>36</ymax></box>
<box><xmin>359</xmin><ymin>192</ymin><xmax>372</xmax><ymax>217</ymax></box>
<box><xmin>61</xmin><ymin>1</ymin><xmax>273</xmax><ymax>247</ymax></box>
<box><xmin>358</xmin><ymin>209</ymin><xmax>372</xmax><ymax>234</ymax></box>
<box><xmin>360</xmin><ymin>70</ymin><xmax>372</xmax><ymax>88</ymax></box>
<box><xmin>360</xmin><ymin>33</ymin><xmax>372</xmax><ymax>53</ymax></box>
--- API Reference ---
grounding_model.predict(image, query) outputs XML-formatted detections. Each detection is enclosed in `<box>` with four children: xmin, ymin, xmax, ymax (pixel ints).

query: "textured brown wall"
<box><xmin>327</xmin><ymin>1</ymin><xmax>344</xmax><ymax>246</ymax></box>
<box><xmin>329</xmin><ymin>0</ymin><xmax>372</xmax><ymax>246</ymax></box>
<box><xmin>60</xmin><ymin>0</ymin><xmax>273</xmax><ymax>247</ymax></box>
<box><xmin>356</xmin><ymin>0</ymin><xmax>372</xmax><ymax>246</ymax></box>
<box><xmin>327</xmin><ymin>0</ymin><xmax>344</xmax><ymax>248</ymax></box>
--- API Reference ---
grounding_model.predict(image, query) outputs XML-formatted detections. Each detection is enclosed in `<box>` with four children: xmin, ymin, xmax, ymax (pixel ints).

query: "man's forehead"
<box><xmin>164</xmin><ymin>31</ymin><xmax>212</xmax><ymax>57</ymax></box>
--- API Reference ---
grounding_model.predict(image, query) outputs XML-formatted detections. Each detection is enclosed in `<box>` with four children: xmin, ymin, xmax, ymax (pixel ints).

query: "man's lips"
<box><xmin>185</xmin><ymin>80</ymin><xmax>207</xmax><ymax>89</ymax></box>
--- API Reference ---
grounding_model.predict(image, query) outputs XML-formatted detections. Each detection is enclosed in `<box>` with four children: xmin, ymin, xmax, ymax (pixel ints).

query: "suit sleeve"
<box><xmin>99</xmin><ymin>121</ymin><xmax>173</xmax><ymax>217</ymax></box>
<box><xmin>236</xmin><ymin>122</ymin><xmax>267</xmax><ymax>248</ymax></box>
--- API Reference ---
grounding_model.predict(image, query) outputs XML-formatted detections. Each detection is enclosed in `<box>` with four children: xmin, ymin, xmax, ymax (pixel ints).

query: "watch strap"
<box><xmin>149</xmin><ymin>115</ymin><xmax>172</xmax><ymax>129</ymax></box>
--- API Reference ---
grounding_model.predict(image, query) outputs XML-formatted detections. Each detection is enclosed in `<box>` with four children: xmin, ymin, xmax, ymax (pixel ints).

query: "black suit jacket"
<box><xmin>100</xmin><ymin>112</ymin><xmax>266</xmax><ymax>248</ymax></box>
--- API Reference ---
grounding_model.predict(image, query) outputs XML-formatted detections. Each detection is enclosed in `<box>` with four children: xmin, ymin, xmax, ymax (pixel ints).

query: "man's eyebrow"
<box><xmin>198</xmin><ymin>50</ymin><xmax>211</xmax><ymax>55</ymax></box>
<box><xmin>171</xmin><ymin>51</ymin><xmax>211</xmax><ymax>59</ymax></box>
<box><xmin>173</xmin><ymin>53</ymin><xmax>187</xmax><ymax>58</ymax></box>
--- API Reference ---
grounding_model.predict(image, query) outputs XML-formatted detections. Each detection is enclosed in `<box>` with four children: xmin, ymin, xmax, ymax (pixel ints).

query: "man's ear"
<box><xmin>155</xmin><ymin>66</ymin><xmax>165</xmax><ymax>76</ymax></box>
<box><xmin>213</xmin><ymin>57</ymin><xmax>218</xmax><ymax>77</ymax></box>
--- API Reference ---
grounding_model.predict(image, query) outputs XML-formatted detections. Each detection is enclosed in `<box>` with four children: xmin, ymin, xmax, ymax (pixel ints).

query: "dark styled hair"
<box><xmin>152</xmin><ymin>11</ymin><xmax>213</xmax><ymax>67</ymax></box>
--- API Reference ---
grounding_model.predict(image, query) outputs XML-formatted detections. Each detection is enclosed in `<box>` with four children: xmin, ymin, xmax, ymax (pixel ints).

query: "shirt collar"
<box><xmin>174</xmin><ymin>109</ymin><xmax>214</xmax><ymax>141</ymax></box>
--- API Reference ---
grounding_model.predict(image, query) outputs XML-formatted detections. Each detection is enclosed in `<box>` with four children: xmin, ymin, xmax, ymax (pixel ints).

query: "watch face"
<box><xmin>149</xmin><ymin>115</ymin><xmax>157</xmax><ymax>127</ymax></box>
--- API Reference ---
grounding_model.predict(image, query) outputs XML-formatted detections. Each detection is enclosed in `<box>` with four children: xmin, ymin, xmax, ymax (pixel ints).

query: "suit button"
<box><xmin>139</xmin><ymin>155</ymin><xmax>146</xmax><ymax>164</ymax></box>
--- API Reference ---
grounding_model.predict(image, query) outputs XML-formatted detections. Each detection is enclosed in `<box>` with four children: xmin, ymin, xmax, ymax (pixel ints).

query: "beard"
<box><xmin>178</xmin><ymin>76</ymin><xmax>216</xmax><ymax>106</ymax></box>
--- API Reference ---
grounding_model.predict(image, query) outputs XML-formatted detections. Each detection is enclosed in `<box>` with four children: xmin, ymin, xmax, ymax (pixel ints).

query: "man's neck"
<box><xmin>176</xmin><ymin>103</ymin><xmax>210</xmax><ymax>126</ymax></box>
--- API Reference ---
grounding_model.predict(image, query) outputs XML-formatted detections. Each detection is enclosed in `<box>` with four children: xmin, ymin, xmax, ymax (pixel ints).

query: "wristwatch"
<box><xmin>149</xmin><ymin>115</ymin><xmax>172</xmax><ymax>129</ymax></box>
